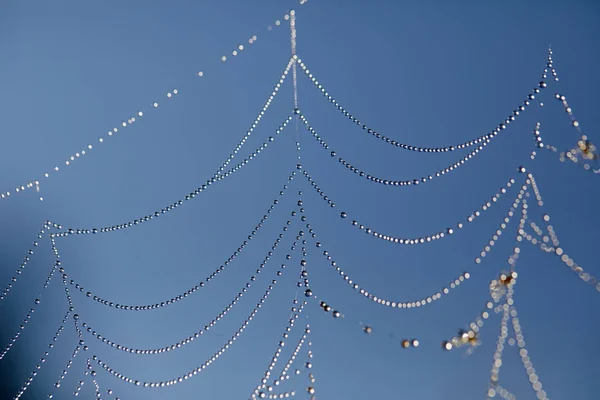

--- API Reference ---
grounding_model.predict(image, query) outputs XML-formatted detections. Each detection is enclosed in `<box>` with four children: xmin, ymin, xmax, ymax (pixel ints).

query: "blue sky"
<box><xmin>1</xmin><ymin>0</ymin><xmax>599</xmax><ymax>399</ymax></box>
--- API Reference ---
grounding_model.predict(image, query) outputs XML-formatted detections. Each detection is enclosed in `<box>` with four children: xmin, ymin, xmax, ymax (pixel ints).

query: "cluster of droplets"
<box><xmin>560</xmin><ymin>135</ymin><xmax>599</xmax><ymax>172</ymax></box>
<box><xmin>0</xmin><ymin>222</ymin><xmax>50</xmax><ymax>301</ymax></box>
<box><xmin>490</xmin><ymin>271</ymin><xmax>518</xmax><ymax>304</ymax></box>
<box><xmin>442</xmin><ymin>271</ymin><xmax>518</xmax><ymax>352</ymax></box>
<box><xmin>400</xmin><ymin>339</ymin><xmax>420</xmax><ymax>349</ymax></box>
<box><xmin>80</xmin><ymin>216</ymin><xmax>295</xmax><ymax>355</ymax></box>
<box><xmin>521</xmin><ymin>199</ymin><xmax>600</xmax><ymax>292</ymax></box>
<box><xmin>251</xmin><ymin>300</ymin><xmax>307</xmax><ymax>399</ymax></box>
<box><xmin>92</xmin><ymin>229</ymin><xmax>303</xmax><ymax>388</ymax></box>
<box><xmin>551</xmin><ymin>91</ymin><xmax>600</xmax><ymax>171</ymax></box>
<box><xmin>300</xmin><ymin>112</ymin><xmax>500</xmax><ymax>187</ymax></box>
<box><xmin>14</xmin><ymin>310</ymin><xmax>71</xmax><ymax>400</ymax></box>
<box><xmin>302</xmin><ymin>168</ymin><xmax>521</xmax><ymax>245</ymax></box>
<box><xmin>545</xmin><ymin>144</ymin><xmax>600</xmax><ymax>175</ymax></box>
<box><xmin>295</xmin><ymin>56</ymin><xmax>547</xmax><ymax>153</ymax></box>
<box><xmin>60</xmin><ymin>172</ymin><xmax>295</xmax><ymax>311</ymax></box>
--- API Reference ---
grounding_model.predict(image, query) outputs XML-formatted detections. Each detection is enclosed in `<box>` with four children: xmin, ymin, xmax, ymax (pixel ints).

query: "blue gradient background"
<box><xmin>1</xmin><ymin>0</ymin><xmax>599</xmax><ymax>399</ymax></box>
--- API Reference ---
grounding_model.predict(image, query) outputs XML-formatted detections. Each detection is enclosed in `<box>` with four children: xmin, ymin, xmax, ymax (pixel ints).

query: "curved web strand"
<box><xmin>13</xmin><ymin>310</ymin><xmax>70</xmax><ymax>400</ymax></box>
<box><xmin>78</xmin><ymin>213</ymin><xmax>295</xmax><ymax>355</ymax></box>
<box><xmin>301</xmin><ymin>168</ymin><xmax>524</xmax><ymax>245</ymax></box>
<box><xmin>49</xmin><ymin>116</ymin><xmax>293</xmax><ymax>237</ymax></box>
<box><xmin>295</xmin><ymin>56</ymin><xmax>548</xmax><ymax>153</ymax></box>
<box><xmin>216</xmin><ymin>57</ymin><xmax>295</xmax><ymax>176</ymax></box>
<box><xmin>300</xmin><ymin>112</ymin><xmax>495</xmax><ymax>187</ymax></box>
<box><xmin>299</xmin><ymin>183</ymin><xmax>525</xmax><ymax>309</ymax></box>
<box><xmin>59</xmin><ymin>171</ymin><xmax>296</xmax><ymax>311</ymax></box>
<box><xmin>0</xmin><ymin>259</ymin><xmax>61</xmax><ymax>361</ymax></box>
<box><xmin>0</xmin><ymin>222</ymin><xmax>51</xmax><ymax>302</ymax></box>
<box><xmin>90</xmin><ymin>228</ymin><xmax>304</xmax><ymax>388</ymax></box>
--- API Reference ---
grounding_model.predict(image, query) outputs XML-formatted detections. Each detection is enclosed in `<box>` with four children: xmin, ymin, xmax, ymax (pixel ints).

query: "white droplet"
<box><xmin>138</xmin><ymin>111</ymin><xmax>143</xmax><ymax>117</ymax></box>
<box><xmin>167</xmin><ymin>92</ymin><xmax>172</xmax><ymax>98</ymax></box>
<box><xmin>221</xmin><ymin>56</ymin><xmax>227</xmax><ymax>62</ymax></box>
<box><xmin>198</xmin><ymin>71</ymin><xmax>204</xmax><ymax>77</ymax></box>
<box><xmin>153</xmin><ymin>102</ymin><xmax>158</xmax><ymax>107</ymax></box>
<box><xmin>173</xmin><ymin>89</ymin><xmax>178</xmax><ymax>94</ymax></box>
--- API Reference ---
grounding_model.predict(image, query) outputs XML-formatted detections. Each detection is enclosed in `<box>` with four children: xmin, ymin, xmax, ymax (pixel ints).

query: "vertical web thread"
<box><xmin>290</xmin><ymin>10</ymin><xmax>299</xmax><ymax>110</ymax></box>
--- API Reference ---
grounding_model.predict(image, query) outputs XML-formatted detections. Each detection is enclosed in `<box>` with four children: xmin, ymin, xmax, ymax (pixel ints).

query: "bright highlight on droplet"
<box><xmin>198</xmin><ymin>71</ymin><xmax>204</xmax><ymax>77</ymax></box>
<box><xmin>138</xmin><ymin>111</ymin><xmax>143</xmax><ymax>117</ymax></box>
<box><xmin>221</xmin><ymin>56</ymin><xmax>227</xmax><ymax>62</ymax></box>
<box><xmin>153</xmin><ymin>102</ymin><xmax>158</xmax><ymax>107</ymax></box>
<box><xmin>238</xmin><ymin>45</ymin><xmax>244</xmax><ymax>50</ymax></box>
<box><xmin>173</xmin><ymin>89</ymin><xmax>178</xmax><ymax>94</ymax></box>
<box><xmin>167</xmin><ymin>92</ymin><xmax>172</xmax><ymax>98</ymax></box>
<box><xmin>275</xmin><ymin>20</ymin><xmax>281</xmax><ymax>26</ymax></box>
<box><xmin>232</xmin><ymin>50</ymin><xmax>238</xmax><ymax>56</ymax></box>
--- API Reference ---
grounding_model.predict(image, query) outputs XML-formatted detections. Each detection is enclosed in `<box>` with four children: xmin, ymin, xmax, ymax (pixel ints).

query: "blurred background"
<box><xmin>1</xmin><ymin>0</ymin><xmax>599</xmax><ymax>399</ymax></box>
